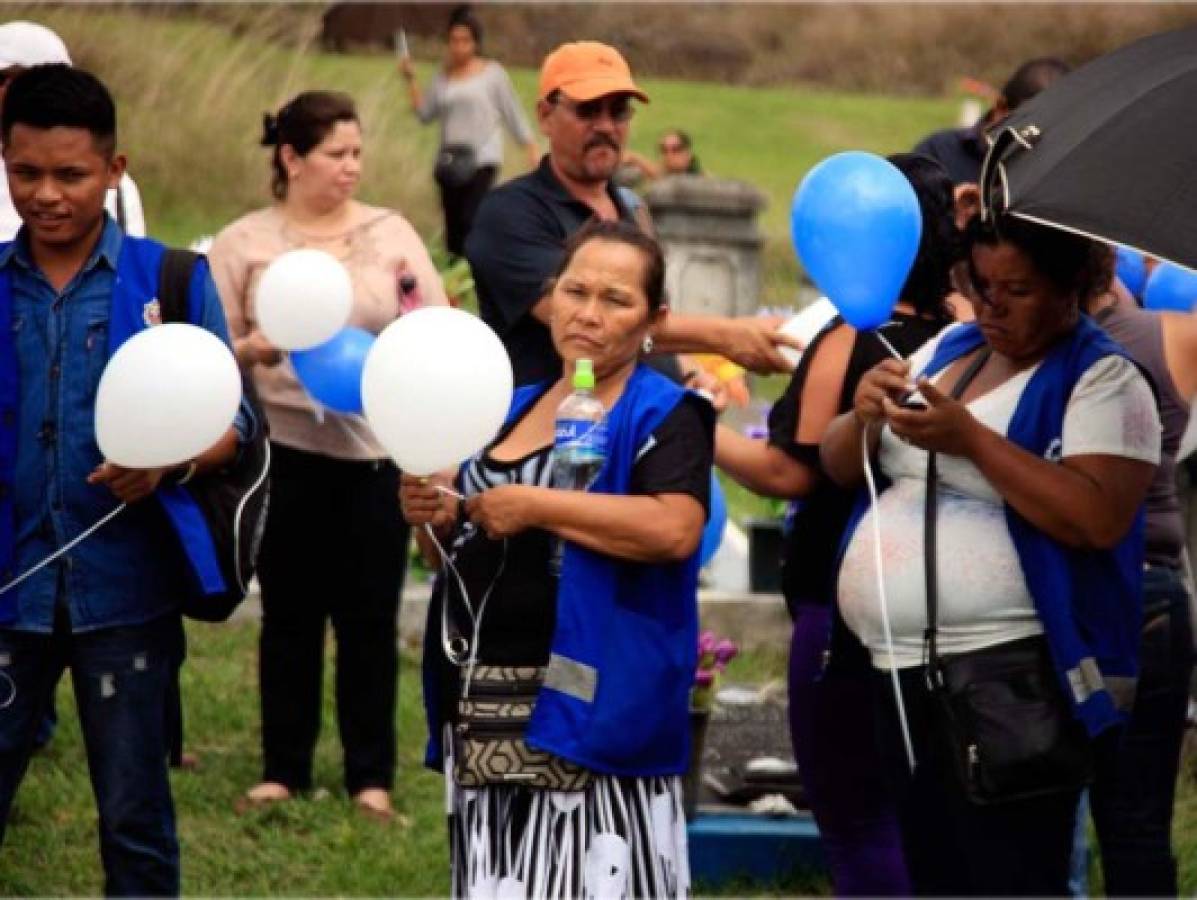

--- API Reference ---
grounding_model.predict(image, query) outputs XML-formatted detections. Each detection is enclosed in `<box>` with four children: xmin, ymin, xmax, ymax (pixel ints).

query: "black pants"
<box><xmin>874</xmin><ymin>664</ymin><xmax>1084</xmax><ymax>896</ymax></box>
<box><xmin>256</xmin><ymin>442</ymin><xmax>409</xmax><ymax>795</ymax></box>
<box><xmin>438</xmin><ymin>165</ymin><xmax>497</xmax><ymax>257</ymax></box>
<box><xmin>1090</xmin><ymin>565</ymin><xmax>1195</xmax><ymax>896</ymax></box>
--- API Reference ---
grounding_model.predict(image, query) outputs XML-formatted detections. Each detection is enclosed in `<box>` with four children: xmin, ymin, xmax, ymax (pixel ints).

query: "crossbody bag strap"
<box><xmin>923</xmin><ymin>347</ymin><xmax>992</xmax><ymax>688</ymax></box>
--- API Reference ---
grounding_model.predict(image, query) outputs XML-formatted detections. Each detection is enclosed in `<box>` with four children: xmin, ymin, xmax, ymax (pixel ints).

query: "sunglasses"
<box><xmin>554</xmin><ymin>95</ymin><xmax>635</xmax><ymax>124</ymax></box>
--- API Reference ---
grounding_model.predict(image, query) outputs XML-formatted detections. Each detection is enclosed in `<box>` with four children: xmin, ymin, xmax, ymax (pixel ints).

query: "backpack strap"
<box><xmin>157</xmin><ymin>248</ymin><xmax>201</xmax><ymax>325</ymax></box>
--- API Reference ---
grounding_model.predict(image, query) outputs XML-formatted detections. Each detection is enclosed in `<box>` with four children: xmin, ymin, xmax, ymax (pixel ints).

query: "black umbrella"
<box><xmin>980</xmin><ymin>24</ymin><xmax>1197</xmax><ymax>271</ymax></box>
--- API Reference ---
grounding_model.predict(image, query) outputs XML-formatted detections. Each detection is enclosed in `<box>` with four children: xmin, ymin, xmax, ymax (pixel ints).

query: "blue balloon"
<box><xmin>291</xmin><ymin>327</ymin><xmax>375</xmax><ymax>414</ymax></box>
<box><xmin>791</xmin><ymin>151</ymin><xmax>922</xmax><ymax>331</ymax></box>
<box><xmin>1114</xmin><ymin>247</ymin><xmax>1147</xmax><ymax>298</ymax></box>
<box><xmin>700</xmin><ymin>472</ymin><xmax>727</xmax><ymax>567</ymax></box>
<box><xmin>1143</xmin><ymin>262</ymin><xmax>1197</xmax><ymax>313</ymax></box>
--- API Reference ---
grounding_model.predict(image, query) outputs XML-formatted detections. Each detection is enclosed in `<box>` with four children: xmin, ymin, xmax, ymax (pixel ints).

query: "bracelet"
<box><xmin>175</xmin><ymin>461</ymin><xmax>198</xmax><ymax>486</ymax></box>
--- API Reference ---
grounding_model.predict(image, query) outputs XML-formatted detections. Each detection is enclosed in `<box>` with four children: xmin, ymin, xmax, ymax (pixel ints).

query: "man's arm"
<box><xmin>655</xmin><ymin>313</ymin><xmax>802</xmax><ymax>375</ymax></box>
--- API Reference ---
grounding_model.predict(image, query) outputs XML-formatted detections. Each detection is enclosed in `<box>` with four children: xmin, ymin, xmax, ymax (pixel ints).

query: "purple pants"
<box><xmin>789</xmin><ymin>603</ymin><xmax>910</xmax><ymax>896</ymax></box>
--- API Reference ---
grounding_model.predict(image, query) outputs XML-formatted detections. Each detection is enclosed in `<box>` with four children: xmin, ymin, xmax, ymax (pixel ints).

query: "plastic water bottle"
<box><xmin>550</xmin><ymin>359</ymin><xmax>607</xmax><ymax>574</ymax></box>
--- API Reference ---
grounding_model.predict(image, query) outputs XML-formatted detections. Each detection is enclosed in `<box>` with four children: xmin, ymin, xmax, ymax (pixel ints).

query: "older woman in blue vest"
<box><xmin>401</xmin><ymin>220</ymin><xmax>712</xmax><ymax>899</ymax></box>
<box><xmin>820</xmin><ymin>214</ymin><xmax>1160</xmax><ymax>896</ymax></box>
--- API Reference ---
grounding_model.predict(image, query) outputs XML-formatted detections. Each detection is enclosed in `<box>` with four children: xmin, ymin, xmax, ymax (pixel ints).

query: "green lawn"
<box><xmin>3</xmin><ymin>620</ymin><xmax>1194</xmax><ymax>895</ymax></box>
<box><xmin>0</xmin><ymin>622</ymin><xmax>802</xmax><ymax>895</ymax></box>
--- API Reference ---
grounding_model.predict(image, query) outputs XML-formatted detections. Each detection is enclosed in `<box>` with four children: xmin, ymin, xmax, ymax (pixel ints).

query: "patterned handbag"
<box><xmin>453</xmin><ymin>665</ymin><xmax>592</xmax><ymax>791</ymax></box>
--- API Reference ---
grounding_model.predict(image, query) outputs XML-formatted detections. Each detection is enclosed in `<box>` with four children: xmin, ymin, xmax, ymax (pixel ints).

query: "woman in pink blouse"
<box><xmin>209</xmin><ymin>90</ymin><xmax>447</xmax><ymax>821</ymax></box>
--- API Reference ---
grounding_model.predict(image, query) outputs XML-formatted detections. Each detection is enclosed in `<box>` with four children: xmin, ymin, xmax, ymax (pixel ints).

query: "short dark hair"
<box><xmin>1</xmin><ymin>64</ymin><xmax>116</xmax><ymax>157</ymax></box>
<box><xmin>260</xmin><ymin>91</ymin><xmax>358</xmax><ymax>200</ymax></box>
<box><xmin>554</xmin><ymin>220</ymin><xmax>667</xmax><ymax>313</ymax></box>
<box><xmin>889</xmin><ymin>153</ymin><xmax>958</xmax><ymax>321</ymax></box>
<box><xmin>965</xmin><ymin>213</ymin><xmax>1108</xmax><ymax>304</ymax></box>
<box><xmin>1001</xmin><ymin>57</ymin><xmax>1071</xmax><ymax>111</ymax></box>
<box><xmin>447</xmin><ymin>5</ymin><xmax>482</xmax><ymax>45</ymax></box>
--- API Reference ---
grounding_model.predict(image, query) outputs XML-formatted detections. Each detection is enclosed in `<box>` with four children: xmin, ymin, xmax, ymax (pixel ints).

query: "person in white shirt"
<box><xmin>0</xmin><ymin>20</ymin><xmax>145</xmax><ymax>240</ymax></box>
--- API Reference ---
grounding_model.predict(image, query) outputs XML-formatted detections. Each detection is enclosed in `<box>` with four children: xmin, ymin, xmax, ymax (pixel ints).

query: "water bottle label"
<box><xmin>554</xmin><ymin>418</ymin><xmax>608</xmax><ymax>458</ymax></box>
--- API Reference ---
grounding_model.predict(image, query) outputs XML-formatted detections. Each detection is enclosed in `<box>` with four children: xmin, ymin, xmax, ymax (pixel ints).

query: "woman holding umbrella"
<box><xmin>1083</xmin><ymin>268</ymin><xmax>1197</xmax><ymax>896</ymax></box>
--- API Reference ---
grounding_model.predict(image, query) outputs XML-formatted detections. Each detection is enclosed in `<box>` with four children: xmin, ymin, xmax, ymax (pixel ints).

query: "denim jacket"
<box><xmin>2</xmin><ymin>218</ymin><xmax>247</xmax><ymax>633</ymax></box>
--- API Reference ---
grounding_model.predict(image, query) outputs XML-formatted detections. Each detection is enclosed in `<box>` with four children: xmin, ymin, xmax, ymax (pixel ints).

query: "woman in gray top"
<box><xmin>399</xmin><ymin>5</ymin><xmax>538</xmax><ymax>255</ymax></box>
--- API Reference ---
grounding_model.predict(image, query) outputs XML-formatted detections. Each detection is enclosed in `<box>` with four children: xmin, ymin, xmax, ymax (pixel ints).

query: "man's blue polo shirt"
<box><xmin>2</xmin><ymin>217</ymin><xmax>242</xmax><ymax>633</ymax></box>
<box><xmin>464</xmin><ymin>155</ymin><xmax>637</xmax><ymax>386</ymax></box>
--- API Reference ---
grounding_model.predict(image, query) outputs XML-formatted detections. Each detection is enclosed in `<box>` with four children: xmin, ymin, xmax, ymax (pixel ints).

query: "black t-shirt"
<box><xmin>464</xmin><ymin>157</ymin><xmax>640</xmax><ymax>386</ymax></box>
<box><xmin>767</xmin><ymin>312</ymin><xmax>947</xmax><ymax>616</ymax></box>
<box><xmin>429</xmin><ymin>392</ymin><xmax>714</xmax><ymax>706</ymax></box>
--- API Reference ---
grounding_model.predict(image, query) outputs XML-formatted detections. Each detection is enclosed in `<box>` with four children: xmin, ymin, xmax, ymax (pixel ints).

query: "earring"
<box><xmin>642</xmin><ymin>335</ymin><xmax>654</xmax><ymax>355</ymax></box>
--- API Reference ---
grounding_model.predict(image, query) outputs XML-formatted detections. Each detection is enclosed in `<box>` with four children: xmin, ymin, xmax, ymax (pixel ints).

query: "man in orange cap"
<box><xmin>466</xmin><ymin>41</ymin><xmax>798</xmax><ymax>386</ymax></box>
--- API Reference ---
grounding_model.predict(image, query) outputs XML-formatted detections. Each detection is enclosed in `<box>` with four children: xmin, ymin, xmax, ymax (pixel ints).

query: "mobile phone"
<box><xmin>393</xmin><ymin>28</ymin><xmax>410</xmax><ymax>59</ymax></box>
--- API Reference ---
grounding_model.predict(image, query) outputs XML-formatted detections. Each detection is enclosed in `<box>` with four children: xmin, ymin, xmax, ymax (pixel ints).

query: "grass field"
<box><xmin>0</xmin><ymin>620</ymin><xmax>805</xmax><ymax>896</ymax></box>
<box><xmin>1</xmin><ymin>619</ymin><xmax>1193</xmax><ymax>895</ymax></box>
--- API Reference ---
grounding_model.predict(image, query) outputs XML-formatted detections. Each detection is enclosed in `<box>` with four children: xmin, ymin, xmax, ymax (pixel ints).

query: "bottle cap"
<box><xmin>573</xmin><ymin>358</ymin><xmax>595</xmax><ymax>390</ymax></box>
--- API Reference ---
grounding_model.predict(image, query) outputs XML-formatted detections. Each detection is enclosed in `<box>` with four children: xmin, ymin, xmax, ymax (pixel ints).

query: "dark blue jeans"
<box><xmin>0</xmin><ymin>615</ymin><xmax>180</xmax><ymax>896</ymax></box>
<box><xmin>1090</xmin><ymin>565</ymin><xmax>1194</xmax><ymax>896</ymax></box>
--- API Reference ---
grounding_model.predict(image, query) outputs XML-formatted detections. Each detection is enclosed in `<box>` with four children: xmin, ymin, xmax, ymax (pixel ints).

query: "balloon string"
<box><xmin>435</xmin><ymin>484</ymin><xmax>466</xmax><ymax>502</ymax></box>
<box><xmin>862</xmin><ymin>426</ymin><xmax>916</xmax><ymax>773</ymax></box>
<box><xmin>0</xmin><ymin>503</ymin><xmax>127</xmax><ymax>597</ymax></box>
<box><xmin>874</xmin><ymin>330</ymin><xmax>905</xmax><ymax>362</ymax></box>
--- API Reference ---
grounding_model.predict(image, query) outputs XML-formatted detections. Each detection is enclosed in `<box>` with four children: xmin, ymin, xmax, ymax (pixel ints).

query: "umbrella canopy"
<box><xmin>981</xmin><ymin>24</ymin><xmax>1197</xmax><ymax>271</ymax></box>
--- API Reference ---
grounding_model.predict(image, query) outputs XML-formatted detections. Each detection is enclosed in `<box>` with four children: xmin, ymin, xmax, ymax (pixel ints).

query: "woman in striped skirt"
<box><xmin>402</xmin><ymin>221</ymin><xmax>713</xmax><ymax>898</ymax></box>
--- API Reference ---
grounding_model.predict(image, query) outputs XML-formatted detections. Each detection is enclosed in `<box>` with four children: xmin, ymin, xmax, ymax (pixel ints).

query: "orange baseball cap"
<box><xmin>538</xmin><ymin>41</ymin><xmax>649</xmax><ymax>104</ymax></box>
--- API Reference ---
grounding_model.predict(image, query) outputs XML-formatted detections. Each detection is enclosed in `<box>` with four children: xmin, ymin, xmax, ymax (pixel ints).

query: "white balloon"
<box><xmin>362</xmin><ymin>307</ymin><xmax>513</xmax><ymax>476</ymax></box>
<box><xmin>777</xmin><ymin>296</ymin><xmax>839</xmax><ymax>370</ymax></box>
<box><xmin>254</xmin><ymin>249</ymin><xmax>353</xmax><ymax>350</ymax></box>
<box><xmin>95</xmin><ymin>324</ymin><xmax>242</xmax><ymax>469</ymax></box>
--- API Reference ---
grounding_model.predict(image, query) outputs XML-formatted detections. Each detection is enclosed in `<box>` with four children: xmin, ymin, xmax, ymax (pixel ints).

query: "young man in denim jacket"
<box><xmin>0</xmin><ymin>64</ymin><xmax>251</xmax><ymax>895</ymax></box>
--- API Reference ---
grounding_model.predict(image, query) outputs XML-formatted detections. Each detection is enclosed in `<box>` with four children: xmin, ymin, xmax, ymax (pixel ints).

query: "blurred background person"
<box><xmin>622</xmin><ymin>128</ymin><xmax>703</xmax><ymax>182</ymax></box>
<box><xmin>913</xmin><ymin>56</ymin><xmax>1071</xmax><ymax>188</ymax></box>
<box><xmin>209</xmin><ymin>90</ymin><xmax>447</xmax><ymax>821</ymax></box>
<box><xmin>398</xmin><ymin>4</ymin><xmax>538</xmax><ymax>257</ymax></box>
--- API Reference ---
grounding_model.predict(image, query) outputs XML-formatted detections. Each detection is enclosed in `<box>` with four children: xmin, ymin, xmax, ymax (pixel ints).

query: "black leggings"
<box><xmin>438</xmin><ymin>164</ymin><xmax>497</xmax><ymax>257</ymax></box>
<box><xmin>256</xmin><ymin>442</ymin><xmax>409</xmax><ymax>795</ymax></box>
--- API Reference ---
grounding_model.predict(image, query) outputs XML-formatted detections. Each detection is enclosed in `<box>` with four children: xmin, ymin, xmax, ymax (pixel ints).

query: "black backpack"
<box><xmin>157</xmin><ymin>248</ymin><xmax>271</xmax><ymax>622</ymax></box>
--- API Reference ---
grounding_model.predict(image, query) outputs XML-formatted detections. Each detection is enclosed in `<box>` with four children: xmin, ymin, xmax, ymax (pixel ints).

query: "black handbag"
<box><xmin>452</xmin><ymin>665</ymin><xmax>592</xmax><ymax>791</ymax></box>
<box><xmin>434</xmin><ymin>144</ymin><xmax>479</xmax><ymax>188</ymax></box>
<box><xmin>922</xmin><ymin>348</ymin><xmax>1093</xmax><ymax>805</ymax></box>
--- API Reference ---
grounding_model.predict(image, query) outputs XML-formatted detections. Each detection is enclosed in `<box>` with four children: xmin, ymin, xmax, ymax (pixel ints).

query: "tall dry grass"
<box><xmin>329</xmin><ymin>2</ymin><xmax>1197</xmax><ymax>96</ymax></box>
<box><xmin>7</xmin><ymin>3</ymin><xmax>440</xmax><ymax>244</ymax></box>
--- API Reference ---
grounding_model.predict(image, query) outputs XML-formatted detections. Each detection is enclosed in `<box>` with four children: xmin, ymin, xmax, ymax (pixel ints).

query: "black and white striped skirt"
<box><xmin>447</xmin><ymin>772</ymin><xmax>690</xmax><ymax>899</ymax></box>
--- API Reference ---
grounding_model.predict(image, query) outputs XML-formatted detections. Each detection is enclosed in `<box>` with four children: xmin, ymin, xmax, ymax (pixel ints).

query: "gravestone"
<box><xmin>644</xmin><ymin>175</ymin><xmax>767</xmax><ymax>318</ymax></box>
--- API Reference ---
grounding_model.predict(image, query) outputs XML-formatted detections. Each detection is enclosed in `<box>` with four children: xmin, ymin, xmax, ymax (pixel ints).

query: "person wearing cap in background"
<box><xmin>464</xmin><ymin>40</ymin><xmax>800</xmax><ymax>387</ymax></box>
<box><xmin>0</xmin><ymin>20</ymin><xmax>145</xmax><ymax>241</ymax></box>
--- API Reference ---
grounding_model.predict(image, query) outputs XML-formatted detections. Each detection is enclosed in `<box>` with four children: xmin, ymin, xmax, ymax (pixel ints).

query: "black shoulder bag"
<box><xmin>158</xmin><ymin>249</ymin><xmax>271</xmax><ymax>622</ymax></box>
<box><xmin>923</xmin><ymin>349</ymin><xmax>1093</xmax><ymax>805</ymax></box>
